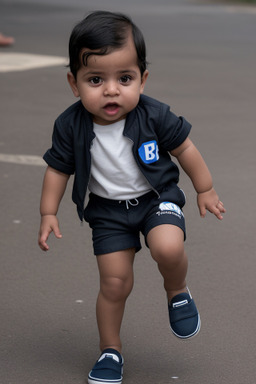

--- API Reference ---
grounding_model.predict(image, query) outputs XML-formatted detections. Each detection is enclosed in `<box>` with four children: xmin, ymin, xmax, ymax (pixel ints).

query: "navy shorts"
<box><xmin>84</xmin><ymin>184</ymin><xmax>186</xmax><ymax>256</ymax></box>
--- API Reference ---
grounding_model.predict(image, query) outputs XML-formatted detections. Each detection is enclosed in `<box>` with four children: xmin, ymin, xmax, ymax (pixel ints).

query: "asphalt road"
<box><xmin>1</xmin><ymin>1</ymin><xmax>256</xmax><ymax>383</ymax></box>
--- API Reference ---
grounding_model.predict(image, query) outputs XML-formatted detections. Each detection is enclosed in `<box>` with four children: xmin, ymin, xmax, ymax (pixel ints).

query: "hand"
<box><xmin>197</xmin><ymin>188</ymin><xmax>226</xmax><ymax>220</ymax></box>
<box><xmin>38</xmin><ymin>215</ymin><xmax>62</xmax><ymax>251</ymax></box>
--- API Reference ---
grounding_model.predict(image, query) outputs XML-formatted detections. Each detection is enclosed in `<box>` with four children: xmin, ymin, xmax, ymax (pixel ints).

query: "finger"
<box><xmin>52</xmin><ymin>225</ymin><xmax>62</xmax><ymax>239</ymax></box>
<box><xmin>38</xmin><ymin>231</ymin><xmax>50</xmax><ymax>251</ymax></box>
<box><xmin>199</xmin><ymin>206</ymin><xmax>206</xmax><ymax>218</ymax></box>
<box><xmin>212</xmin><ymin>206</ymin><xmax>224</xmax><ymax>220</ymax></box>
<box><xmin>218</xmin><ymin>201</ymin><xmax>226</xmax><ymax>213</ymax></box>
<box><xmin>38</xmin><ymin>237</ymin><xmax>49</xmax><ymax>251</ymax></box>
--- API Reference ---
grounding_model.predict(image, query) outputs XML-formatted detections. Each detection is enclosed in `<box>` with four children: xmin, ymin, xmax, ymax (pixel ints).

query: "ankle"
<box><xmin>100</xmin><ymin>344</ymin><xmax>122</xmax><ymax>354</ymax></box>
<box><xmin>167</xmin><ymin>286</ymin><xmax>188</xmax><ymax>303</ymax></box>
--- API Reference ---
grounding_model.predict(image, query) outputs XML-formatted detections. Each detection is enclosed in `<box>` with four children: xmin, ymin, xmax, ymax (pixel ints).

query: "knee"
<box><xmin>100</xmin><ymin>276</ymin><xmax>133</xmax><ymax>303</ymax></box>
<box><xmin>152</xmin><ymin>241</ymin><xmax>184</xmax><ymax>267</ymax></box>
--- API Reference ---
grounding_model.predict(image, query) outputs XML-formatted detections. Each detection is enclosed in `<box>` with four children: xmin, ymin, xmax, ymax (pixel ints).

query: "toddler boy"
<box><xmin>38</xmin><ymin>11</ymin><xmax>225</xmax><ymax>384</ymax></box>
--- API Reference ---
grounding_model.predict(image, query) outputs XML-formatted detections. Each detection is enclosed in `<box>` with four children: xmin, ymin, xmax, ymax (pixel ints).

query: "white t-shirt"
<box><xmin>88</xmin><ymin>120</ymin><xmax>151</xmax><ymax>200</ymax></box>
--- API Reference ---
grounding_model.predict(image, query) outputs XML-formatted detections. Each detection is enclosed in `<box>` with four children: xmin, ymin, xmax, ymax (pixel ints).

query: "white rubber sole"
<box><xmin>88</xmin><ymin>378</ymin><xmax>122</xmax><ymax>384</ymax></box>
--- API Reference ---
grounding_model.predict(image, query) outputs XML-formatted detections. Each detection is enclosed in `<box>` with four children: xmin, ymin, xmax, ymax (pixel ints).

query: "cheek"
<box><xmin>80</xmin><ymin>91</ymin><xmax>100</xmax><ymax>113</ymax></box>
<box><xmin>80</xmin><ymin>88</ymin><xmax>98</xmax><ymax>104</ymax></box>
<box><xmin>126</xmin><ymin>88</ymin><xmax>141</xmax><ymax>106</ymax></box>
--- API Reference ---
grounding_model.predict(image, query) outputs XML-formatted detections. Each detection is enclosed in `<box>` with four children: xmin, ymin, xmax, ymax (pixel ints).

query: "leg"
<box><xmin>147</xmin><ymin>224</ymin><xmax>200</xmax><ymax>339</ymax></box>
<box><xmin>96</xmin><ymin>248</ymin><xmax>135</xmax><ymax>353</ymax></box>
<box><xmin>147</xmin><ymin>224</ymin><xmax>187</xmax><ymax>302</ymax></box>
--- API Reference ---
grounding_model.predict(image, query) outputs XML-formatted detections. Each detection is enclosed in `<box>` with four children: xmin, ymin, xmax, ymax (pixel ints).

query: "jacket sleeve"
<box><xmin>156</xmin><ymin>104</ymin><xmax>192</xmax><ymax>151</ymax></box>
<box><xmin>43</xmin><ymin>117</ymin><xmax>75</xmax><ymax>175</ymax></box>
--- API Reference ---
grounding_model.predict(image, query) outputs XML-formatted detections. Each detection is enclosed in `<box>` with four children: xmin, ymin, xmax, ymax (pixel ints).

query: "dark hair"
<box><xmin>68</xmin><ymin>11</ymin><xmax>147</xmax><ymax>79</ymax></box>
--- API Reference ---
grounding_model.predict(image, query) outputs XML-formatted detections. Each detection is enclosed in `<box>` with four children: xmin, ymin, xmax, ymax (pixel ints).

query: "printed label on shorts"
<box><xmin>156</xmin><ymin>201</ymin><xmax>184</xmax><ymax>219</ymax></box>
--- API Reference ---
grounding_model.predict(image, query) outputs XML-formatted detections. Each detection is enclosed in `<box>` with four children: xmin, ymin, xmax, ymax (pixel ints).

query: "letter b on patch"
<box><xmin>138</xmin><ymin>140</ymin><xmax>159</xmax><ymax>164</ymax></box>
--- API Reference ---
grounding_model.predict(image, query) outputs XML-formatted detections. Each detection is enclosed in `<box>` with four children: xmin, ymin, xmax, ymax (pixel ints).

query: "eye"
<box><xmin>119</xmin><ymin>75</ymin><xmax>132</xmax><ymax>84</ymax></box>
<box><xmin>89</xmin><ymin>77</ymin><xmax>103</xmax><ymax>85</ymax></box>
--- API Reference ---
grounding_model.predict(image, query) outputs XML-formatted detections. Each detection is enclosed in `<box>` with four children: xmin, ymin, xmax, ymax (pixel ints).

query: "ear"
<box><xmin>140</xmin><ymin>70</ymin><xmax>149</xmax><ymax>94</ymax></box>
<box><xmin>67</xmin><ymin>72</ymin><xmax>80</xmax><ymax>97</ymax></box>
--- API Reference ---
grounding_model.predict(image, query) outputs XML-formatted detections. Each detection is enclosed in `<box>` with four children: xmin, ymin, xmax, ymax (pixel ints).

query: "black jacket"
<box><xmin>43</xmin><ymin>94</ymin><xmax>191</xmax><ymax>221</ymax></box>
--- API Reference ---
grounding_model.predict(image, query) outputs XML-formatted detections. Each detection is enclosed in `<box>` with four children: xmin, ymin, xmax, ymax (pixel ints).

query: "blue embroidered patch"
<box><xmin>138</xmin><ymin>140</ymin><xmax>159</xmax><ymax>164</ymax></box>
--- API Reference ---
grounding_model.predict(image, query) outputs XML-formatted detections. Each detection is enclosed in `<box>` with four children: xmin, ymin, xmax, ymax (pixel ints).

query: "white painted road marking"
<box><xmin>0</xmin><ymin>153</ymin><xmax>46</xmax><ymax>166</ymax></box>
<box><xmin>0</xmin><ymin>52</ymin><xmax>68</xmax><ymax>73</ymax></box>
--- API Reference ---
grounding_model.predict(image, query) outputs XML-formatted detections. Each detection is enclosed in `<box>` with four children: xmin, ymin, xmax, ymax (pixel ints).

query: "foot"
<box><xmin>168</xmin><ymin>288</ymin><xmax>200</xmax><ymax>339</ymax></box>
<box><xmin>88</xmin><ymin>348</ymin><xmax>124</xmax><ymax>384</ymax></box>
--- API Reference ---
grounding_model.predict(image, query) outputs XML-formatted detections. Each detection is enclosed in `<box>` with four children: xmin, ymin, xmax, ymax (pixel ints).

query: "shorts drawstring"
<box><xmin>126</xmin><ymin>199</ymin><xmax>139</xmax><ymax>209</ymax></box>
<box><xmin>119</xmin><ymin>198</ymin><xmax>139</xmax><ymax>209</ymax></box>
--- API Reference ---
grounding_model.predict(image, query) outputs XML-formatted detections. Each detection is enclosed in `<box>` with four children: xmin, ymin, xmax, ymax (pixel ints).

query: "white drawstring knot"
<box><xmin>125</xmin><ymin>198</ymin><xmax>139</xmax><ymax>209</ymax></box>
<box><xmin>126</xmin><ymin>198</ymin><xmax>139</xmax><ymax>209</ymax></box>
<box><xmin>118</xmin><ymin>198</ymin><xmax>139</xmax><ymax>209</ymax></box>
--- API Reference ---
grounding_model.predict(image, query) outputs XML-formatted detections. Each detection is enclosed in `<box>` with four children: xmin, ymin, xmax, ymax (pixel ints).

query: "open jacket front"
<box><xmin>43</xmin><ymin>94</ymin><xmax>192</xmax><ymax>221</ymax></box>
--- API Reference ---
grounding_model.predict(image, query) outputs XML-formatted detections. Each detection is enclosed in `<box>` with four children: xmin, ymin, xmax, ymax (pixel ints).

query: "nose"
<box><xmin>103</xmin><ymin>81</ymin><xmax>120</xmax><ymax>96</ymax></box>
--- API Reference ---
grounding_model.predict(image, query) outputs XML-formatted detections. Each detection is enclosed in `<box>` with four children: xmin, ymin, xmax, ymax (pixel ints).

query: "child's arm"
<box><xmin>38</xmin><ymin>166</ymin><xmax>70</xmax><ymax>251</ymax></box>
<box><xmin>171</xmin><ymin>138</ymin><xmax>226</xmax><ymax>220</ymax></box>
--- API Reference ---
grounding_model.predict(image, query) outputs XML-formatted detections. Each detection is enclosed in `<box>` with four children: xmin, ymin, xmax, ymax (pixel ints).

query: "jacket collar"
<box><xmin>123</xmin><ymin>108</ymin><xmax>137</xmax><ymax>141</ymax></box>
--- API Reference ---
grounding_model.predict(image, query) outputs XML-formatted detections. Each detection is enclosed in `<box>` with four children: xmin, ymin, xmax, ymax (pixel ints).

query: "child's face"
<box><xmin>67</xmin><ymin>34</ymin><xmax>148</xmax><ymax>125</ymax></box>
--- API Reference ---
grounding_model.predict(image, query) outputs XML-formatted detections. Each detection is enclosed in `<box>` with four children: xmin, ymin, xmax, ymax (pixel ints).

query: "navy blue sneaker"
<box><xmin>88</xmin><ymin>348</ymin><xmax>124</xmax><ymax>384</ymax></box>
<box><xmin>168</xmin><ymin>289</ymin><xmax>200</xmax><ymax>339</ymax></box>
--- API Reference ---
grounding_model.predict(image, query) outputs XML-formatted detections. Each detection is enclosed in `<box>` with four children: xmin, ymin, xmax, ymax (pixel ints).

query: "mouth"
<box><xmin>103</xmin><ymin>102</ymin><xmax>120</xmax><ymax>115</ymax></box>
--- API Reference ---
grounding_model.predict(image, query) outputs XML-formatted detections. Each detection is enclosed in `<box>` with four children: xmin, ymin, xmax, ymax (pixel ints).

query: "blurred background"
<box><xmin>1</xmin><ymin>1</ymin><xmax>256</xmax><ymax>383</ymax></box>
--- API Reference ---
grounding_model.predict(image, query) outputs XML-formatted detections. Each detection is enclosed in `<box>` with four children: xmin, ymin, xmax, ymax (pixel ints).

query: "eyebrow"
<box><xmin>119</xmin><ymin>70</ymin><xmax>138</xmax><ymax>75</ymax></box>
<box><xmin>84</xmin><ymin>71</ymin><xmax>104</xmax><ymax>76</ymax></box>
<box><xmin>84</xmin><ymin>69</ymin><xmax>138</xmax><ymax>76</ymax></box>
